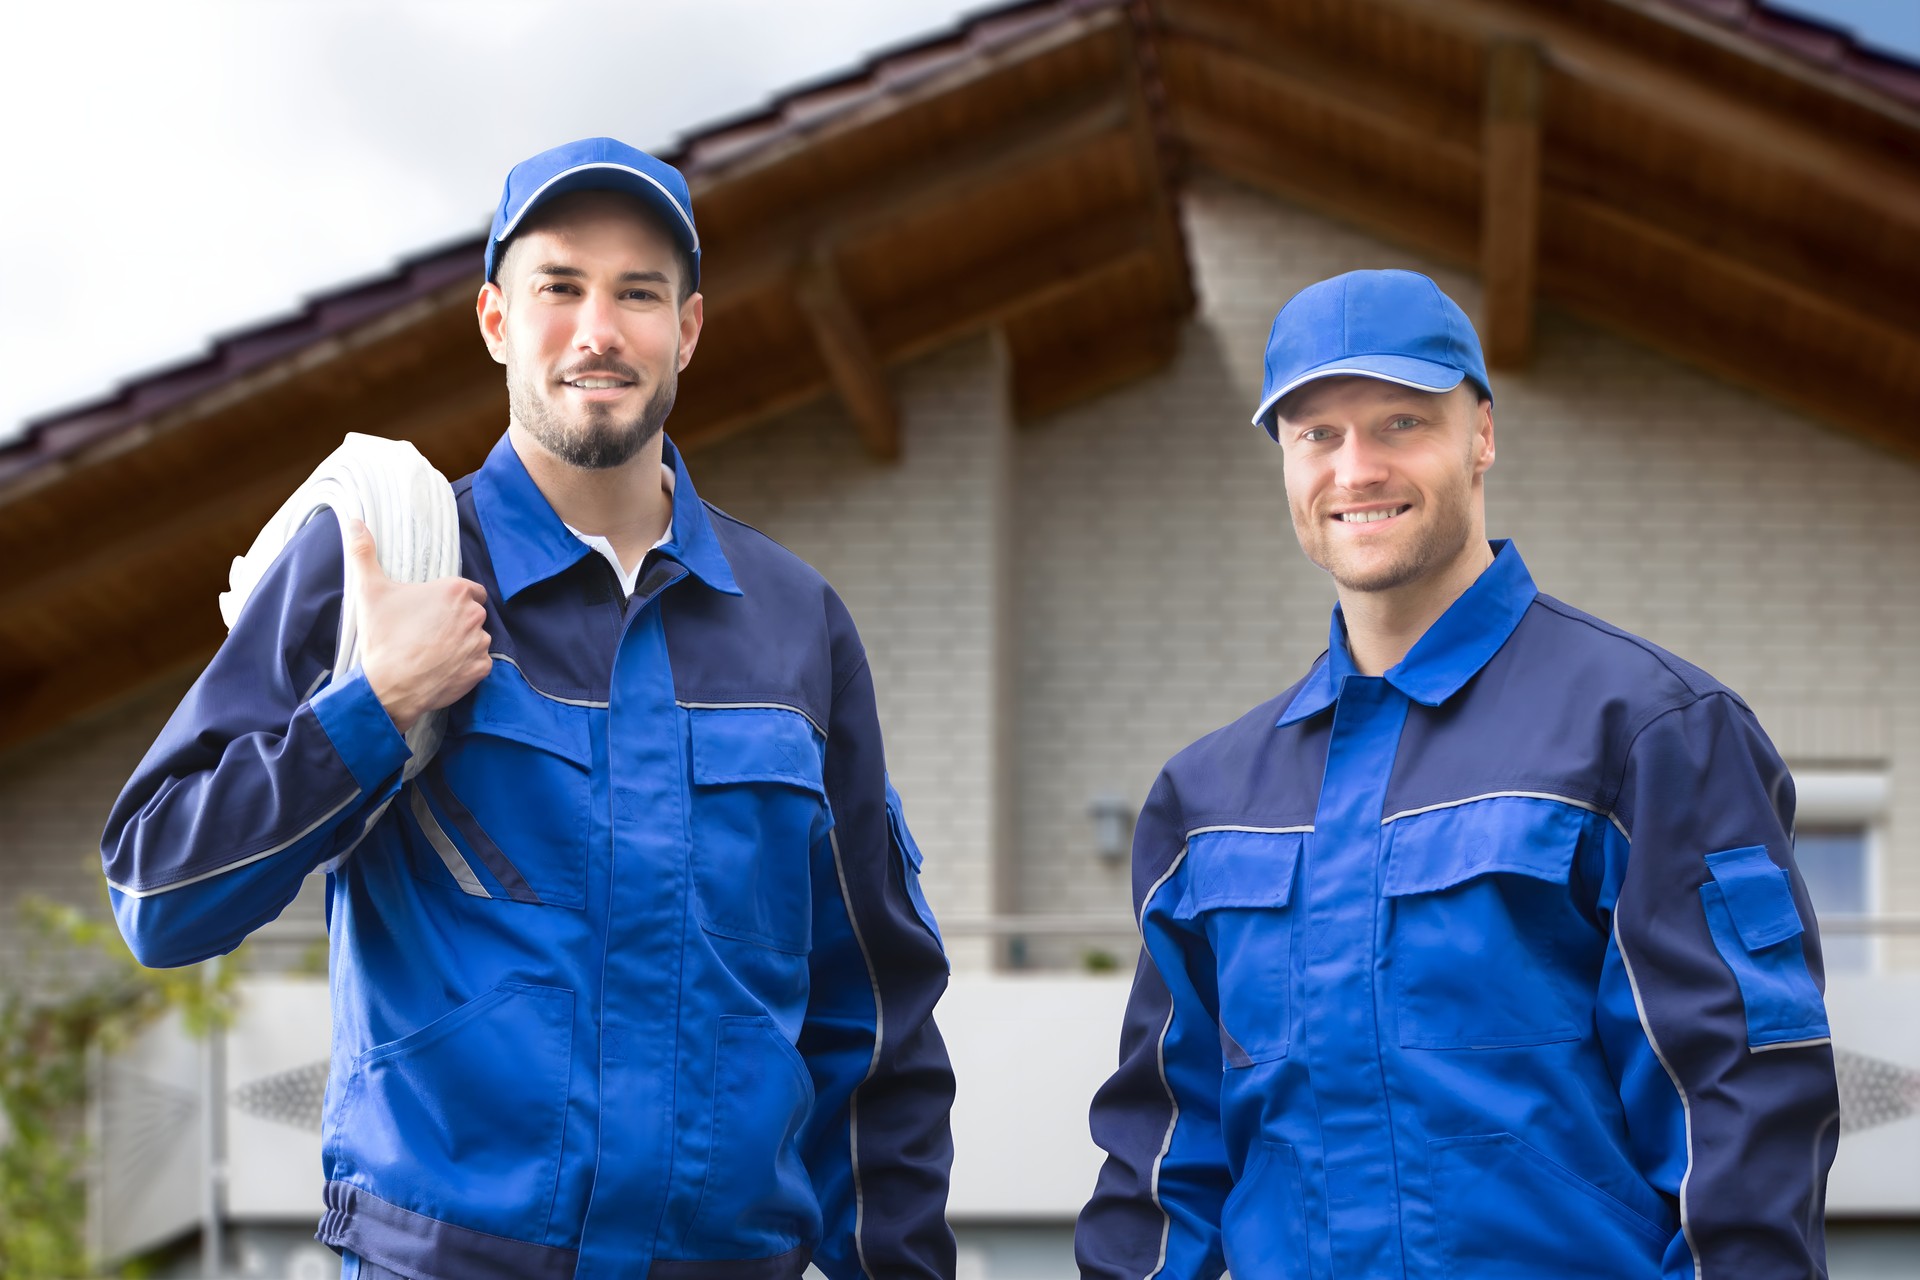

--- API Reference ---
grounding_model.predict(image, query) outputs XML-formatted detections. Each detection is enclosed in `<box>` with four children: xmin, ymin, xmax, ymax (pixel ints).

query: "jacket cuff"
<box><xmin>310</xmin><ymin>672</ymin><xmax>412</xmax><ymax>791</ymax></box>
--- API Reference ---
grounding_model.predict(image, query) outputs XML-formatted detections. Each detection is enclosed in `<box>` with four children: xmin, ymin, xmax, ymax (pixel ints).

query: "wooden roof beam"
<box><xmin>1360</xmin><ymin>0</ymin><xmax>1920</xmax><ymax>228</ymax></box>
<box><xmin>678</xmin><ymin>201</ymin><xmax>1173</xmax><ymax>452</ymax></box>
<box><xmin>1481</xmin><ymin>39</ymin><xmax>1544</xmax><ymax>369</ymax></box>
<box><xmin>796</xmin><ymin>252</ymin><xmax>901</xmax><ymax>463</ymax></box>
<box><xmin>1117</xmin><ymin>7</ymin><xmax>1195</xmax><ymax>319</ymax></box>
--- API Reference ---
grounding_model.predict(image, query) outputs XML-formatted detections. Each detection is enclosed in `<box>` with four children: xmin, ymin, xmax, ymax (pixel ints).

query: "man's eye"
<box><xmin>1301</xmin><ymin>428</ymin><xmax>1333</xmax><ymax>443</ymax></box>
<box><xmin>1387</xmin><ymin>416</ymin><xmax>1420</xmax><ymax>430</ymax></box>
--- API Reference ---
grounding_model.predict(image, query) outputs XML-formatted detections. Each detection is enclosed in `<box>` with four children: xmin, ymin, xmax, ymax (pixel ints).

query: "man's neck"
<box><xmin>508</xmin><ymin>424</ymin><xmax>673</xmax><ymax>572</ymax></box>
<box><xmin>1336</xmin><ymin>539</ymin><xmax>1496</xmax><ymax>677</ymax></box>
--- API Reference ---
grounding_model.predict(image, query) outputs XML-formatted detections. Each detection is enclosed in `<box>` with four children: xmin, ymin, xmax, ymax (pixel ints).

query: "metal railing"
<box><xmin>936</xmin><ymin>913</ymin><xmax>1920</xmax><ymax>938</ymax></box>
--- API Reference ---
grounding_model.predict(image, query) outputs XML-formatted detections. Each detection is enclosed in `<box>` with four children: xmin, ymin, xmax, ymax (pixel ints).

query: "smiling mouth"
<box><xmin>1334</xmin><ymin>505</ymin><xmax>1411</xmax><ymax>524</ymax></box>
<box><xmin>563</xmin><ymin>377</ymin><xmax>634</xmax><ymax>391</ymax></box>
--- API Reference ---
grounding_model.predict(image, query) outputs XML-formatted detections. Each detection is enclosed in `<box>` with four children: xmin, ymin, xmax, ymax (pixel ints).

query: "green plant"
<box><xmin>0</xmin><ymin>894</ymin><xmax>239</xmax><ymax>1279</ymax></box>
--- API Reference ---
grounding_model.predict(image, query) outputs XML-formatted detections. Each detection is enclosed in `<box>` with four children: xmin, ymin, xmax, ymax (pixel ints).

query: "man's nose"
<box><xmin>574</xmin><ymin>293</ymin><xmax>621</xmax><ymax>354</ymax></box>
<box><xmin>1332</xmin><ymin>430</ymin><xmax>1391</xmax><ymax>491</ymax></box>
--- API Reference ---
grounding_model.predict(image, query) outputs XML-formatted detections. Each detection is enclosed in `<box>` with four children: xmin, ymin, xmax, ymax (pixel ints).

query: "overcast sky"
<box><xmin>1</xmin><ymin>0</ymin><xmax>1914</xmax><ymax>445</ymax></box>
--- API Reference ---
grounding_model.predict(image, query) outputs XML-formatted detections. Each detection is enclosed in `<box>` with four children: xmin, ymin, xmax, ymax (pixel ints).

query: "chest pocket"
<box><xmin>1383</xmin><ymin>797</ymin><xmax>1605</xmax><ymax>1050</ymax></box>
<box><xmin>688</xmin><ymin>706</ymin><xmax>829</xmax><ymax>955</ymax></box>
<box><xmin>407</xmin><ymin>663</ymin><xmax>594</xmax><ymax>909</ymax></box>
<box><xmin>1171</xmin><ymin>829</ymin><xmax>1305</xmax><ymax>1068</ymax></box>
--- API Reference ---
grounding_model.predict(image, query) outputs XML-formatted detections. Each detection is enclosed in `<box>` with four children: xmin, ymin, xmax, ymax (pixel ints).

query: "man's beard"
<box><xmin>509</xmin><ymin>357</ymin><xmax>678</xmax><ymax>470</ymax></box>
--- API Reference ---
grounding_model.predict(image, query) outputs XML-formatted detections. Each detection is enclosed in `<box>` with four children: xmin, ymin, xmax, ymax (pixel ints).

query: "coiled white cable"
<box><xmin>220</xmin><ymin>432</ymin><xmax>461</xmax><ymax>783</ymax></box>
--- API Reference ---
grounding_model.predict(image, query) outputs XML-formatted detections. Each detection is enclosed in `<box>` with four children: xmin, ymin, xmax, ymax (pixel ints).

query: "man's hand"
<box><xmin>344</xmin><ymin>517</ymin><xmax>492</xmax><ymax>734</ymax></box>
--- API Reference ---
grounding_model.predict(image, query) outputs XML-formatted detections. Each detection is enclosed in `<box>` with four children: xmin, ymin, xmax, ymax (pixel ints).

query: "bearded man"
<box><xmin>1075</xmin><ymin>269</ymin><xmax>1838</xmax><ymax>1279</ymax></box>
<box><xmin>103</xmin><ymin>138</ymin><xmax>956</xmax><ymax>1280</ymax></box>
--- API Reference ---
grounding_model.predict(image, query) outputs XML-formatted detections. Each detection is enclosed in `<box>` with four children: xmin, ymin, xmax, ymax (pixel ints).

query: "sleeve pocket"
<box><xmin>1699</xmin><ymin>845</ymin><xmax>1831</xmax><ymax>1049</ymax></box>
<box><xmin>885</xmin><ymin>775</ymin><xmax>945</xmax><ymax>954</ymax></box>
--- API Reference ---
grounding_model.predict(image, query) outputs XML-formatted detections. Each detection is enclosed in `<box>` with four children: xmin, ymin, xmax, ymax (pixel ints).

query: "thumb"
<box><xmin>342</xmin><ymin>516</ymin><xmax>387</xmax><ymax>586</ymax></box>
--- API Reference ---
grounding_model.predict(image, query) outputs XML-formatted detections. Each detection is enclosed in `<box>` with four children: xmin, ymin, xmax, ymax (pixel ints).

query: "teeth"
<box><xmin>569</xmin><ymin>378</ymin><xmax>627</xmax><ymax>390</ymax></box>
<box><xmin>1338</xmin><ymin>508</ymin><xmax>1405</xmax><ymax>523</ymax></box>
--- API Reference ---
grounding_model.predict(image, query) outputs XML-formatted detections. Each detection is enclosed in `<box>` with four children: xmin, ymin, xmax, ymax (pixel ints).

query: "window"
<box><xmin>1790</xmin><ymin>770</ymin><xmax>1887</xmax><ymax>976</ymax></box>
<box><xmin>1794</xmin><ymin>827</ymin><xmax>1870</xmax><ymax>974</ymax></box>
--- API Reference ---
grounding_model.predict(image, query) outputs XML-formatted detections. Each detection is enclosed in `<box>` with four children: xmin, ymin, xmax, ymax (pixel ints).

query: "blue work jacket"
<box><xmin>1078</xmin><ymin>541</ymin><xmax>1839</xmax><ymax>1280</ymax></box>
<box><xmin>102</xmin><ymin>433</ymin><xmax>956</xmax><ymax>1280</ymax></box>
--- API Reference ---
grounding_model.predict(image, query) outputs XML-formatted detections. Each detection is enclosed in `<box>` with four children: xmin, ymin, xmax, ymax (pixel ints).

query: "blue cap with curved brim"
<box><xmin>1251</xmin><ymin>269</ymin><xmax>1490</xmax><ymax>438</ymax></box>
<box><xmin>486</xmin><ymin>137</ymin><xmax>700</xmax><ymax>292</ymax></box>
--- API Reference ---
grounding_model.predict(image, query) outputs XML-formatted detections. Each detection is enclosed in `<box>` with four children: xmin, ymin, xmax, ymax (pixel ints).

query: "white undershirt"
<box><xmin>564</xmin><ymin>463</ymin><xmax>675</xmax><ymax>597</ymax></box>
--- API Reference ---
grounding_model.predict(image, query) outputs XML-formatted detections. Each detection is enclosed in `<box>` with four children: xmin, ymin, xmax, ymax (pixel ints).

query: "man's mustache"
<box><xmin>554</xmin><ymin>359</ymin><xmax>642</xmax><ymax>383</ymax></box>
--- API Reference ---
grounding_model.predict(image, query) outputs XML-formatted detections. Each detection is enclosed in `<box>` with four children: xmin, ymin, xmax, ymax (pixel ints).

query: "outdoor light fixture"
<box><xmin>1089</xmin><ymin>793</ymin><xmax>1135</xmax><ymax>866</ymax></box>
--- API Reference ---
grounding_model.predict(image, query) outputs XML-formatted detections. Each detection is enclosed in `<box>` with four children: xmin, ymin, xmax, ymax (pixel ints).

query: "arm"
<box><xmin>100</xmin><ymin>511</ymin><xmax>413</xmax><ymax>968</ymax></box>
<box><xmin>800</xmin><ymin>597</ymin><xmax>956</xmax><ymax>1280</ymax></box>
<box><xmin>1601</xmin><ymin>692</ymin><xmax>1839</xmax><ymax>1279</ymax></box>
<box><xmin>1077</xmin><ymin>772</ymin><xmax>1233</xmax><ymax>1280</ymax></box>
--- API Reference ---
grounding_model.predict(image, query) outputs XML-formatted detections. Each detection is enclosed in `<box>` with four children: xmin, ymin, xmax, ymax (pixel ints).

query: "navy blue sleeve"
<box><xmin>100</xmin><ymin>510</ymin><xmax>412</xmax><ymax>968</ymax></box>
<box><xmin>799</xmin><ymin>595</ymin><xmax>955</xmax><ymax>1280</ymax></box>
<box><xmin>1077</xmin><ymin>771</ymin><xmax>1231</xmax><ymax>1280</ymax></box>
<box><xmin>1608</xmin><ymin>692</ymin><xmax>1839</xmax><ymax>1279</ymax></box>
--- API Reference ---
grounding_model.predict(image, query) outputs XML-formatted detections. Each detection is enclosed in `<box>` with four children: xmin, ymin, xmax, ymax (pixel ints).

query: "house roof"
<box><xmin>3</xmin><ymin>0</ymin><xmax>1918</xmax><ymax>751</ymax></box>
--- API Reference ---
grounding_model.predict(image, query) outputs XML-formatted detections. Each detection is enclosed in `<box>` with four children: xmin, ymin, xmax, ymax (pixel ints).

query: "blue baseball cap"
<box><xmin>486</xmin><ymin>137</ymin><xmax>701</xmax><ymax>292</ymax></box>
<box><xmin>1251</xmin><ymin>269</ymin><xmax>1490</xmax><ymax>438</ymax></box>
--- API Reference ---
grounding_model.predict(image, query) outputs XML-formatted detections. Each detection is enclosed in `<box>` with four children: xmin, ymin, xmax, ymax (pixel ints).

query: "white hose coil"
<box><xmin>220</xmin><ymin>432</ymin><xmax>460</xmax><ymax>783</ymax></box>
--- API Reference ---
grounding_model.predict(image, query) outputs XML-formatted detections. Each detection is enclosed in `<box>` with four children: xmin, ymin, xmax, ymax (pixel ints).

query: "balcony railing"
<box><xmin>939</xmin><ymin>912</ymin><xmax>1920</xmax><ymax>938</ymax></box>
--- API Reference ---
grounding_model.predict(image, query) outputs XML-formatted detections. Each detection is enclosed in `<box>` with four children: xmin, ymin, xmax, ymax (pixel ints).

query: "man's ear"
<box><xmin>676</xmin><ymin>292</ymin><xmax>705</xmax><ymax>372</ymax></box>
<box><xmin>1473</xmin><ymin>398</ymin><xmax>1497</xmax><ymax>476</ymax></box>
<box><xmin>476</xmin><ymin>281</ymin><xmax>509</xmax><ymax>365</ymax></box>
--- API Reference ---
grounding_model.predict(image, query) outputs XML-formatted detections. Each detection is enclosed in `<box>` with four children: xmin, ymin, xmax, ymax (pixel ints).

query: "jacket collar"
<box><xmin>1278</xmin><ymin>539</ymin><xmax>1535</xmax><ymax>726</ymax></box>
<box><xmin>473</xmin><ymin>432</ymin><xmax>742</xmax><ymax>602</ymax></box>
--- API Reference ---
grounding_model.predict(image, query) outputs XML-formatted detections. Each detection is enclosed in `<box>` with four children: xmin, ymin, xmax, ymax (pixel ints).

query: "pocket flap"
<box><xmin>447</xmin><ymin>663</ymin><xmax>593</xmax><ymax>767</ymax></box>
<box><xmin>885</xmin><ymin>775</ymin><xmax>924</xmax><ymax>871</ymax></box>
<box><xmin>1705</xmin><ymin>845</ymin><xmax>1804</xmax><ymax>949</ymax></box>
<box><xmin>689</xmin><ymin>706</ymin><xmax>825</xmax><ymax>795</ymax></box>
<box><xmin>1383</xmin><ymin>797</ymin><xmax>1585</xmax><ymax>897</ymax></box>
<box><xmin>1174</xmin><ymin>828</ymin><xmax>1305</xmax><ymax>918</ymax></box>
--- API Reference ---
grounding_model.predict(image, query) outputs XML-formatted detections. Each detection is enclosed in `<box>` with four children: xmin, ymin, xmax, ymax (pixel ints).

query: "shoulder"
<box><xmin>1522</xmin><ymin>593</ymin><xmax>1744</xmax><ymax>719</ymax></box>
<box><xmin>704</xmin><ymin>501</ymin><xmax>834</xmax><ymax>598</ymax></box>
<box><xmin>1164</xmin><ymin>682</ymin><xmax>1310</xmax><ymax>783</ymax></box>
<box><xmin>1153</xmin><ymin>667</ymin><xmax>1323</xmax><ymax>826</ymax></box>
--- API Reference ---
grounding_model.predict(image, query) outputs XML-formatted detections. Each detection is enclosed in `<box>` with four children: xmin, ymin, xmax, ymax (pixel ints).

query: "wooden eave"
<box><xmin>1156</xmin><ymin>0</ymin><xmax>1920</xmax><ymax>465</ymax></box>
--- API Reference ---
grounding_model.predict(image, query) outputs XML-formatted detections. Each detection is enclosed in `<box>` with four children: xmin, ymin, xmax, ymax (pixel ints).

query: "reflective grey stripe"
<box><xmin>1137</xmin><ymin>842</ymin><xmax>1192</xmax><ymax>1280</ymax></box>
<box><xmin>108</xmin><ymin>789</ymin><xmax>361</xmax><ymax>899</ymax></box>
<box><xmin>1613</xmin><ymin>917</ymin><xmax>1702</xmax><ymax>1279</ymax></box>
<box><xmin>409</xmin><ymin>788</ymin><xmax>489</xmax><ymax>898</ymax></box>
<box><xmin>677</xmin><ymin>700</ymin><xmax>827</xmax><ymax>740</ymax></box>
<box><xmin>487</xmin><ymin>652</ymin><xmax>609</xmax><ymax>708</ymax></box>
<box><xmin>828</xmin><ymin>828</ymin><xmax>883</xmax><ymax>1280</ymax></box>
<box><xmin>1381</xmin><ymin>789</ymin><xmax>1631</xmax><ymax>842</ymax></box>
<box><xmin>302</xmin><ymin>667</ymin><xmax>333</xmax><ymax>702</ymax></box>
<box><xmin>1183</xmin><ymin>823</ymin><xmax>1313</xmax><ymax>838</ymax></box>
<box><xmin>1750</xmin><ymin>1036</ymin><xmax>1833</xmax><ymax>1054</ymax></box>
